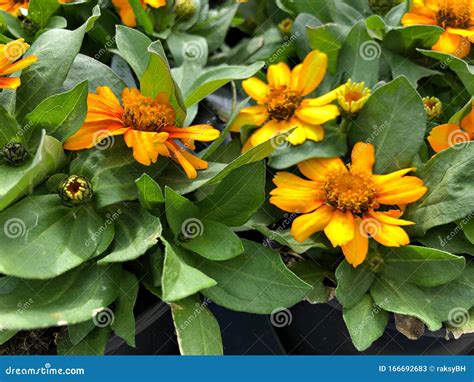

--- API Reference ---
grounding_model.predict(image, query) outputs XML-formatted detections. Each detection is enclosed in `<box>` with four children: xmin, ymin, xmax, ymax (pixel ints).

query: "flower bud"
<box><xmin>58</xmin><ymin>175</ymin><xmax>93</xmax><ymax>207</ymax></box>
<box><xmin>278</xmin><ymin>18</ymin><xmax>293</xmax><ymax>35</ymax></box>
<box><xmin>368</xmin><ymin>0</ymin><xmax>404</xmax><ymax>15</ymax></box>
<box><xmin>0</xmin><ymin>142</ymin><xmax>28</xmax><ymax>166</ymax></box>
<box><xmin>422</xmin><ymin>96</ymin><xmax>443</xmax><ymax>120</ymax></box>
<box><xmin>336</xmin><ymin>79</ymin><xmax>371</xmax><ymax>115</ymax></box>
<box><xmin>174</xmin><ymin>0</ymin><xmax>196</xmax><ymax>19</ymax></box>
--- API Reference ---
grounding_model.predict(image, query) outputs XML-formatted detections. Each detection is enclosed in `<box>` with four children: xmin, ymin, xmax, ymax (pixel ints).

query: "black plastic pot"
<box><xmin>275</xmin><ymin>301</ymin><xmax>474</xmax><ymax>355</ymax></box>
<box><xmin>106</xmin><ymin>301</ymin><xmax>286</xmax><ymax>355</ymax></box>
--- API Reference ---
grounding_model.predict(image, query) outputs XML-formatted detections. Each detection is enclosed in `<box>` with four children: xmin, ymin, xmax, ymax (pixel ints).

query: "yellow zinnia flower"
<box><xmin>270</xmin><ymin>142</ymin><xmax>428</xmax><ymax>267</ymax></box>
<box><xmin>428</xmin><ymin>101</ymin><xmax>473</xmax><ymax>152</ymax></box>
<box><xmin>112</xmin><ymin>0</ymin><xmax>166</xmax><ymax>27</ymax></box>
<box><xmin>230</xmin><ymin>50</ymin><xmax>340</xmax><ymax>152</ymax></box>
<box><xmin>336</xmin><ymin>79</ymin><xmax>371</xmax><ymax>114</ymax></box>
<box><xmin>401</xmin><ymin>0</ymin><xmax>474</xmax><ymax>58</ymax></box>
<box><xmin>64</xmin><ymin>86</ymin><xmax>220</xmax><ymax>179</ymax></box>
<box><xmin>0</xmin><ymin>38</ymin><xmax>37</xmax><ymax>89</ymax></box>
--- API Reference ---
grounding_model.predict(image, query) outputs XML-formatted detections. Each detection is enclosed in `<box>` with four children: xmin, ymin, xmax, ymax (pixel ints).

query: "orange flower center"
<box><xmin>344</xmin><ymin>91</ymin><xmax>364</xmax><ymax>103</ymax></box>
<box><xmin>324</xmin><ymin>168</ymin><xmax>377</xmax><ymax>214</ymax></box>
<box><xmin>122</xmin><ymin>90</ymin><xmax>175</xmax><ymax>132</ymax></box>
<box><xmin>436</xmin><ymin>0</ymin><xmax>472</xmax><ymax>29</ymax></box>
<box><xmin>266</xmin><ymin>86</ymin><xmax>302</xmax><ymax>121</ymax></box>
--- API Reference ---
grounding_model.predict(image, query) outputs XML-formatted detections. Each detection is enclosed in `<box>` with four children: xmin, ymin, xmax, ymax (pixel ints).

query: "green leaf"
<box><xmin>25</xmin><ymin>81</ymin><xmax>88</xmax><ymax>143</ymax></box>
<box><xmin>405</xmin><ymin>143</ymin><xmax>474</xmax><ymax>236</ymax></box>
<box><xmin>98</xmin><ymin>206</ymin><xmax>161</xmax><ymax>264</ymax></box>
<box><xmin>383</xmin><ymin>49</ymin><xmax>439</xmax><ymax>87</ymax></box>
<box><xmin>0</xmin><ymin>263</ymin><xmax>121</xmax><ymax>330</ymax></box>
<box><xmin>419</xmin><ymin>49</ymin><xmax>474</xmax><ymax>96</ymax></box>
<box><xmin>336</xmin><ymin>261</ymin><xmax>375</xmax><ymax>309</ymax></box>
<box><xmin>111</xmin><ymin>271</ymin><xmax>139</xmax><ymax>347</ymax></box>
<box><xmin>64</xmin><ymin>54</ymin><xmax>127</xmax><ymax>97</ymax></box>
<box><xmin>289</xmin><ymin>260</ymin><xmax>332</xmax><ymax>304</ymax></box>
<box><xmin>68</xmin><ymin>320</ymin><xmax>96</xmax><ymax>346</ymax></box>
<box><xmin>307</xmin><ymin>23</ymin><xmax>344</xmax><ymax>74</ymax></box>
<box><xmin>268</xmin><ymin>127</ymin><xmax>347</xmax><ymax>169</ymax></box>
<box><xmin>383</xmin><ymin>26</ymin><xmax>443</xmax><ymax>54</ymax></box>
<box><xmin>0</xmin><ymin>105</ymin><xmax>23</xmax><ymax>146</ymax></box>
<box><xmin>158</xmin><ymin>133</ymin><xmax>283</xmax><ymax>194</ymax></box>
<box><xmin>16</xmin><ymin>6</ymin><xmax>100</xmax><ymax>117</ymax></box>
<box><xmin>0</xmin><ymin>195</ymin><xmax>112</xmax><ymax>279</ymax></box>
<box><xmin>161</xmin><ymin>241</ymin><xmax>217</xmax><ymax>303</ymax></box>
<box><xmin>58</xmin><ymin>327</ymin><xmax>111</xmax><ymax>356</ymax></box>
<box><xmin>463</xmin><ymin>219</ymin><xmax>474</xmax><ymax>245</ymax></box>
<box><xmin>343</xmin><ymin>294</ymin><xmax>388</xmax><ymax>352</ymax></box>
<box><xmin>417</xmin><ymin>224</ymin><xmax>474</xmax><ymax>256</ymax></box>
<box><xmin>183</xmin><ymin>62</ymin><xmax>264</xmax><ymax>107</ymax></box>
<box><xmin>128</xmin><ymin>0</ymin><xmax>154</xmax><ymax>35</ymax></box>
<box><xmin>0</xmin><ymin>133</ymin><xmax>66</xmax><ymax>212</ymax></box>
<box><xmin>337</xmin><ymin>21</ymin><xmax>380</xmax><ymax>86</ymax></box>
<box><xmin>70</xmin><ymin>143</ymin><xmax>162</xmax><ymax>209</ymax></box>
<box><xmin>349</xmin><ymin>76</ymin><xmax>426</xmax><ymax>173</ymax></box>
<box><xmin>197</xmin><ymin>161</ymin><xmax>265</xmax><ymax>227</ymax></box>
<box><xmin>140</xmin><ymin>41</ymin><xmax>186</xmax><ymax>126</ymax></box>
<box><xmin>136</xmin><ymin>173</ymin><xmax>164</xmax><ymax>210</ymax></box>
<box><xmin>171</xmin><ymin>295</ymin><xmax>223</xmax><ymax>355</ymax></box>
<box><xmin>253</xmin><ymin>224</ymin><xmax>330</xmax><ymax>254</ymax></box>
<box><xmin>115</xmin><ymin>25</ymin><xmax>152</xmax><ymax>79</ymax></box>
<box><xmin>192</xmin><ymin>240</ymin><xmax>311</xmax><ymax>314</ymax></box>
<box><xmin>165</xmin><ymin>187</ymin><xmax>200</xmax><ymax>236</ymax></box>
<box><xmin>370</xmin><ymin>263</ymin><xmax>474</xmax><ymax>331</ymax></box>
<box><xmin>379</xmin><ymin>245</ymin><xmax>466</xmax><ymax>287</ymax></box>
<box><xmin>0</xmin><ymin>329</ymin><xmax>17</xmax><ymax>345</ymax></box>
<box><xmin>181</xmin><ymin>219</ymin><xmax>244</xmax><ymax>261</ymax></box>
<box><xmin>168</xmin><ymin>32</ymin><xmax>208</xmax><ymax>67</ymax></box>
<box><xmin>28</xmin><ymin>0</ymin><xmax>61</xmax><ymax>29</ymax></box>
<box><xmin>446</xmin><ymin>308</ymin><xmax>474</xmax><ymax>340</ymax></box>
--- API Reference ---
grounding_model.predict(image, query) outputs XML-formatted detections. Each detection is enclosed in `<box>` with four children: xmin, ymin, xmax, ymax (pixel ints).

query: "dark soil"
<box><xmin>0</xmin><ymin>329</ymin><xmax>61</xmax><ymax>355</ymax></box>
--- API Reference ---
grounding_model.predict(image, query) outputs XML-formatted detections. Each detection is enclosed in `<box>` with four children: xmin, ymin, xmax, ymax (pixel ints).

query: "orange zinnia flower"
<box><xmin>0</xmin><ymin>38</ymin><xmax>37</xmax><ymax>89</ymax></box>
<box><xmin>401</xmin><ymin>0</ymin><xmax>474</xmax><ymax>58</ymax></box>
<box><xmin>428</xmin><ymin>101</ymin><xmax>473</xmax><ymax>152</ymax></box>
<box><xmin>64</xmin><ymin>87</ymin><xmax>220</xmax><ymax>179</ymax></box>
<box><xmin>230</xmin><ymin>50</ymin><xmax>340</xmax><ymax>152</ymax></box>
<box><xmin>112</xmin><ymin>0</ymin><xmax>166</xmax><ymax>27</ymax></box>
<box><xmin>270</xmin><ymin>143</ymin><xmax>428</xmax><ymax>267</ymax></box>
<box><xmin>0</xmin><ymin>0</ymin><xmax>71</xmax><ymax>15</ymax></box>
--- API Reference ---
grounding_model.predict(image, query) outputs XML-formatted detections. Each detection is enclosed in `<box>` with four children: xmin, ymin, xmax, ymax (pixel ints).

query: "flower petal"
<box><xmin>324</xmin><ymin>209</ymin><xmax>355</xmax><ymax>247</ymax></box>
<box><xmin>295</xmin><ymin>104</ymin><xmax>340</xmax><ymax>125</ymax></box>
<box><xmin>296</xmin><ymin>50</ymin><xmax>328</xmax><ymax>96</ymax></box>
<box><xmin>372</xmin><ymin>221</ymin><xmax>410</xmax><ymax>247</ymax></box>
<box><xmin>460</xmin><ymin>102</ymin><xmax>474</xmax><ymax>137</ymax></box>
<box><xmin>0</xmin><ymin>76</ymin><xmax>20</xmax><ymax>89</ymax></box>
<box><xmin>267</xmin><ymin>61</ymin><xmax>291</xmax><ymax>88</ymax></box>
<box><xmin>297</xmin><ymin>157</ymin><xmax>346</xmax><ymax>182</ymax></box>
<box><xmin>341</xmin><ymin>217</ymin><xmax>369</xmax><ymax>268</ymax></box>
<box><xmin>124</xmin><ymin>130</ymin><xmax>169</xmax><ymax>166</ymax></box>
<box><xmin>427</xmin><ymin>123</ymin><xmax>466</xmax><ymax>153</ymax></box>
<box><xmin>432</xmin><ymin>31</ymin><xmax>470</xmax><ymax>59</ymax></box>
<box><xmin>163</xmin><ymin>125</ymin><xmax>220</xmax><ymax>141</ymax></box>
<box><xmin>0</xmin><ymin>55</ymin><xmax>37</xmax><ymax>75</ymax></box>
<box><xmin>351</xmin><ymin>142</ymin><xmax>375</xmax><ymax>172</ymax></box>
<box><xmin>376</xmin><ymin>176</ymin><xmax>428</xmax><ymax>205</ymax></box>
<box><xmin>229</xmin><ymin>106</ymin><xmax>269</xmax><ymax>133</ymax></box>
<box><xmin>64</xmin><ymin>124</ymin><xmax>128</xmax><ymax>150</ymax></box>
<box><xmin>291</xmin><ymin>205</ymin><xmax>334</xmax><ymax>242</ymax></box>
<box><xmin>367</xmin><ymin>210</ymin><xmax>415</xmax><ymax>226</ymax></box>
<box><xmin>242</xmin><ymin>77</ymin><xmax>269</xmax><ymax>103</ymax></box>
